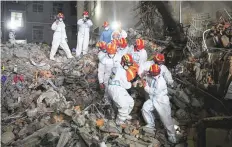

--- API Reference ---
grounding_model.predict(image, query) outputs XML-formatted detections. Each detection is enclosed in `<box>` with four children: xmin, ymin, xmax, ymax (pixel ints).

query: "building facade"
<box><xmin>1</xmin><ymin>1</ymin><xmax>77</xmax><ymax>48</ymax></box>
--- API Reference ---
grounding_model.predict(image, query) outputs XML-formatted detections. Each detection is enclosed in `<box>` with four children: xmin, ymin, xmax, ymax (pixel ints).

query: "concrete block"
<box><xmin>1</xmin><ymin>131</ymin><xmax>15</xmax><ymax>144</ymax></box>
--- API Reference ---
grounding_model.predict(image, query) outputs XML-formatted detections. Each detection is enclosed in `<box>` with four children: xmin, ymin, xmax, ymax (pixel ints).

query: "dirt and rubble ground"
<box><xmin>1</xmin><ymin>41</ymin><xmax>231</xmax><ymax>147</ymax></box>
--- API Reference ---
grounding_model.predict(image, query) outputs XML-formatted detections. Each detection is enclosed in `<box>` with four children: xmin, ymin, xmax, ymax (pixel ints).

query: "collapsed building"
<box><xmin>1</xmin><ymin>1</ymin><xmax>232</xmax><ymax>147</ymax></box>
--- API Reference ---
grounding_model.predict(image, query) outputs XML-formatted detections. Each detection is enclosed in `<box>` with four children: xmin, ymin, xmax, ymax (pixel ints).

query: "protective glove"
<box><xmin>65</xmin><ymin>38</ymin><xmax>68</xmax><ymax>42</ymax></box>
<box><xmin>100</xmin><ymin>83</ymin><xmax>105</xmax><ymax>89</ymax></box>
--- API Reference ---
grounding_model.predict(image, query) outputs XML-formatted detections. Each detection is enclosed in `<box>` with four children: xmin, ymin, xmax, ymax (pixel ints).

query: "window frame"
<box><xmin>32</xmin><ymin>26</ymin><xmax>44</xmax><ymax>41</ymax></box>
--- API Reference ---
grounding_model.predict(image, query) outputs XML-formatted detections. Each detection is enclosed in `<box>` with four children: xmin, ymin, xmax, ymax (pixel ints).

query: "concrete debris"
<box><xmin>176</xmin><ymin>90</ymin><xmax>190</xmax><ymax>104</ymax></box>
<box><xmin>175</xmin><ymin>109</ymin><xmax>190</xmax><ymax>120</ymax></box>
<box><xmin>56</xmin><ymin>131</ymin><xmax>72</xmax><ymax>147</ymax></box>
<box><xmin>1</xmin><ymin>131</ymin><xmax>15</xmax><ymax>144</ymax></box>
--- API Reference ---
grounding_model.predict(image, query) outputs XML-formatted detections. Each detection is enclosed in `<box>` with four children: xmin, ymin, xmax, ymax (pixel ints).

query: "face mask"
<box><xmin>59</xmin><ymin>18</ymin><xmax>63</xmax><ymax>21</ymax></box>
<box><xmin>105</xmin><ymin>27</ymin><xmax>109</xmax><ymax>30</ymax></box>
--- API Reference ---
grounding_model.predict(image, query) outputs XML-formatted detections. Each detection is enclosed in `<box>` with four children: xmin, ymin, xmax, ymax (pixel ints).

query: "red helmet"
<box><xmin>96</xmin><ymin>41</ymin><xmax>107</xmax><ymax>51</ymax></box>
<box><xmin>153</xmin><ymin>53</ymin><xmax>165</xmax><ymax>64</ymax></box>
<box><xmin>83</xmin><ymin>11</ymin><xmax>89</xmax><ymax>16</ymax></box>
<box><xmin>103</xmin><ymin>21</ymin><xmax>109</xmax><ymax>27</ymax></box>
<box><xmin>119</xmin><ymin>38</ymin><xmax>128</xmax><ymax>49</ymax></box>
<box><xmin>57</xmin><ymin>13</ymin><xmax>64</xmax><ymax>19</ymax></box>
<box><xmin>106</xmin><ymin>43</ymin><xmax>117</xmax><ymax>55</ymax></box>
<box><xmin>134</xmin><ymin>39</ymin><xmax>145</xmax><ymax>50</ymax></box>
<box><xmin>121</xmin><ymin>54</ymin><xmax>133</xmax><ymax>67</ymax></box>
<box><xmin>149</xmin><ymin>64</ymin><xmax>161</xmax><ymax>76</ymax></box>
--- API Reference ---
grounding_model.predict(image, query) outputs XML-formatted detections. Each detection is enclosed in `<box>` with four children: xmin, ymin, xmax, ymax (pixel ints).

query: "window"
<box><xmin>71</xmin><ymin>25</ymin><xmax>77</xmax><ymax>40</ymax></box>
<box><xmin>53</xmin><ymin>2</ymin><xmax>63</xmax><ymax>15</ymax></box>
<box><xmin>33</xmin><ymin>1</ymin><xmax>43</xmax><ymax>12</ymax></box>
<box><xmin>10</xmin><ymin>12</ymin><xmax>23</xmax><ymax>28</ymax></box>
<box><xmin>33</xmin><ymin>26</ymin><xmax>43</xmax><ymax>40</ymax></box>
<box><xmin>70</xmin><ymin>1</ymin><xmax>77</xmax><ymax>16</ymax></box>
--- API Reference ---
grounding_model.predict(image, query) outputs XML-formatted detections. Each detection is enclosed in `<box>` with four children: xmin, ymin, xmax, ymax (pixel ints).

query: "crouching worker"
<box><xmin>50</xmin><ymin>13</ymin><xmax>73</xmax><ymax>60</ymax></box>
<box><xmin>108</xmin><ymin>54</ymin><xmax>137</xmax><ymax>125</ymax></box>
<box><xmin>141</xmin><ymin>64</ymin><xmax>177</xmax><ymax>143</ymax></box>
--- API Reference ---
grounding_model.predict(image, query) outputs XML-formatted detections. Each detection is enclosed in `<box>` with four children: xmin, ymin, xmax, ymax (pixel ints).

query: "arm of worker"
<box><xmin>86</xmin><ymin>19</ymin><xmax>93</xmax><ymax>27</ymax></box>
<box><xmin>162</xmin><ymin>65</ymin><xmax>174</xmax><ymax>86</ymax></box>
<box><xmin>121</xmin><ymin>70</ymin><xmax>132</xmax><ymax>89</ymax></box>
<box><xmin>51</xmin><ymin>21</ymin><xmax>58</xmax><ymax>30</ymax></box>
<box><xmin>63</xmin><ymin>24</ymin><xmax>67</xmax><ymax>39</ymax></box>
<box><xmin>144</xmin><ymin>79</ymin><xmax>159</xmax><ymax>96</ymax></box>
<box><xmin>77</xmin><ymin>19</ymin><xmax>84</xmax><ymax>26</ymax></box>
<box><xmin>98</xmin><ymin>62</ymin><xmax>105</xmax><ymax>84</ymax></box>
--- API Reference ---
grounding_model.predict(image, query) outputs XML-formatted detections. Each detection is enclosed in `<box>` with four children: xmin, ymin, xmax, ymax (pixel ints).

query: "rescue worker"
<box><xmin>128</xmin><ymin>38</ymin><xmax>147</xmax><ymax>66</ymax></box>
<box><xmin>138</xmin><ymin>53</ymin><xmax>174</xmax><ymax>86</ymax></box>
<box><xmin>108</xmin><ymin>54</ymin><xmax>136</xmax><ymax>125</ymax></box>
<box><xmin>98</xmin><ymin>43</ymin><xmax>121</xmax><ymax>104</ymax></box>
<box><xmin>117</xmin><ymin>38</ymin><xmax>129</xmax><ymax>57</ymax></box>
<box><xmin>50</xmin><ymin>13</ymin><xmax>73</xmax><ymax>60</ymax></box>
<box><xmin>96</xmin><ymin>41</ymin><xmax>107</xmax><ymax>61</ymax></box>
<box><xmin>100</xmin><ymin>21</ymin><xmax>113</xmax><ymax>44</ymax></box>
<box><xmin>111</xmin><ymin>22</ymin><xmax>127</xmax><ymax>40</ymax></box>
<box><xmin>76</xmin><ymin>11</ymin><xmax>93</xmax><ymax>57</ymax></box>
<box><xmin>142</xmin><ymin>64</ymin><xmax>177</xmax><ymax>143</ymax></box>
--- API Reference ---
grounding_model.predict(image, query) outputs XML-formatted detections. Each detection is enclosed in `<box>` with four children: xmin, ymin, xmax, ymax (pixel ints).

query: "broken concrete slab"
<box><xmin>176</xmin><ymin>90</ymin><xmax>190</xmax><ymax>104</ymax></box>
<box><xmin>56</xmin><ymin>131</ymin><xmax>72</xmax><ymax>147</ymax></box>
<box><xmin>1</xmin><ymin>131</ymin><xmax>15</xmax><ymax>144</ymax></box>
<box><xmin>72</xmin><ymin>114</ymin><xmax>86</xmax><ymax>127</ymax></box>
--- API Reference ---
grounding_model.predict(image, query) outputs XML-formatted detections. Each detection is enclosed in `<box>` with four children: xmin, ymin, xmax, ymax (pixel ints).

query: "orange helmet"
<box><xmin>83</xmin><ymin>11</ymin><xmax>89</xmax><ymax>16</ymax></box>
<box><xmin>119</xmin><ymin>38</ymin><xmax>128</xmax><ymax>48</ymax></box>
<box><xmin>103</xmin><ymin>21</ymin><xmax>109</xmax><ymax>27</ymax></box>
<box><xmin>96</xmin><ymin>41</ymin><xmax>107</xmax><ymax>51</ymax></box>
<box><xmin>57</xmin><ymin>13</ymin><xmax>64</xmax><ymax>19</ymax></box>
<box><xmin>111</xmin><ymin>39</ymin><xmax>120</xmax><ymax>46</ymax></box>
<box><xmin>149</xmin><ymin>64</ymin><xmax>161</xmax><ymax>76</ymax></box>
<box><xmin>134</xmin><ymin>39</ymin><xmax>145</xmax><ymax>50</ymax></box>
<box><xmin>153</xmin><ymin>53</ymin><xmax>165</xmax><ymax>64</ymax></box>
<box><xmin>106</xmin><ymin>43</ymin><xmax>117</xmax><ymax>55</ymax></box>
<box><xmin>121</xmin><ymin>54</ymin><xmax>133</xmax><ymax>67</ymax></box>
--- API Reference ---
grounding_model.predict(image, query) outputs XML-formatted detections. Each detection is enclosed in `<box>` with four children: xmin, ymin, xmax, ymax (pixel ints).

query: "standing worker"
<box><xmin>129</xmin><ymin>39</ymin><xmax>147</xmax><ymax>66</ymax></box>
<box><xmin>141</xmin><ymin>64</ymin><xmax>177</xmax><ymax>143</ymax></box>
<box><xmin>76</xmin><ymin>11</ymin><xmax>93</xmax><ymax>57</ymax></box>
<box><xmin>100</xmin><ymin>21</ymin><xmax>113</xmax><ymax>44</ymax></box>
<box><xmin>50</xmin><ymin>13</ymin><xmax>73</xmax><ymax>60</ymax></box>
<box><xmin>98</xmin><ymin>43</ymin><xmax>121</xmax><ymax>104</ymax></box>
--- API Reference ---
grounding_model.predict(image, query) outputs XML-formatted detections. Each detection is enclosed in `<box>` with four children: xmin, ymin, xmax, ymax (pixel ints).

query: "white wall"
<box><xmin>90</xmin><ymin>1</ymin><xmax>139</xmax><ymax>32</ymax></box>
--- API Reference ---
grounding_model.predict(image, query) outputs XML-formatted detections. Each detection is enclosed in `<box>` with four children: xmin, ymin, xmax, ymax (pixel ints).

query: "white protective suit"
<box><xmin>98</xmin><ymin>54</ymin><xmax>121</xmax><ymax>102</ymax></box>
<box><xmin>76</xmin><ymin>18</ymin><xmax>93</xmax><ymax>56</ymax></box>
<box><xmin>111</xmin><ymin>30</ymin><xmax>127</xmax><ymax>40</ymax></box>
<box><xmin>108</xmin><ymin>65</ymin><xmax>134</xmax><ymax>121</ymax></box>
<box><xmin>142</xmin><ymin>75</ymin><xmax>176</xmax><ymax>139</ymax></box>
<box><xmin>117</xmin><ymin>46</ymin><xmax>129</xmax><ymax>58</ymax></box>
<box><xmin>128</xmin><ymin>46</ymin><xmax>147</xmax><ymax>66</ymax></box>
<box><xmin>138</xmin><ymin>61</ymin><xmax>174</xmax><ymax>86</ymax></box>
<box><xmin>50</xmin><ymin>20</ymin><xmax>73</xmax><ymax>59</ymax></box>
